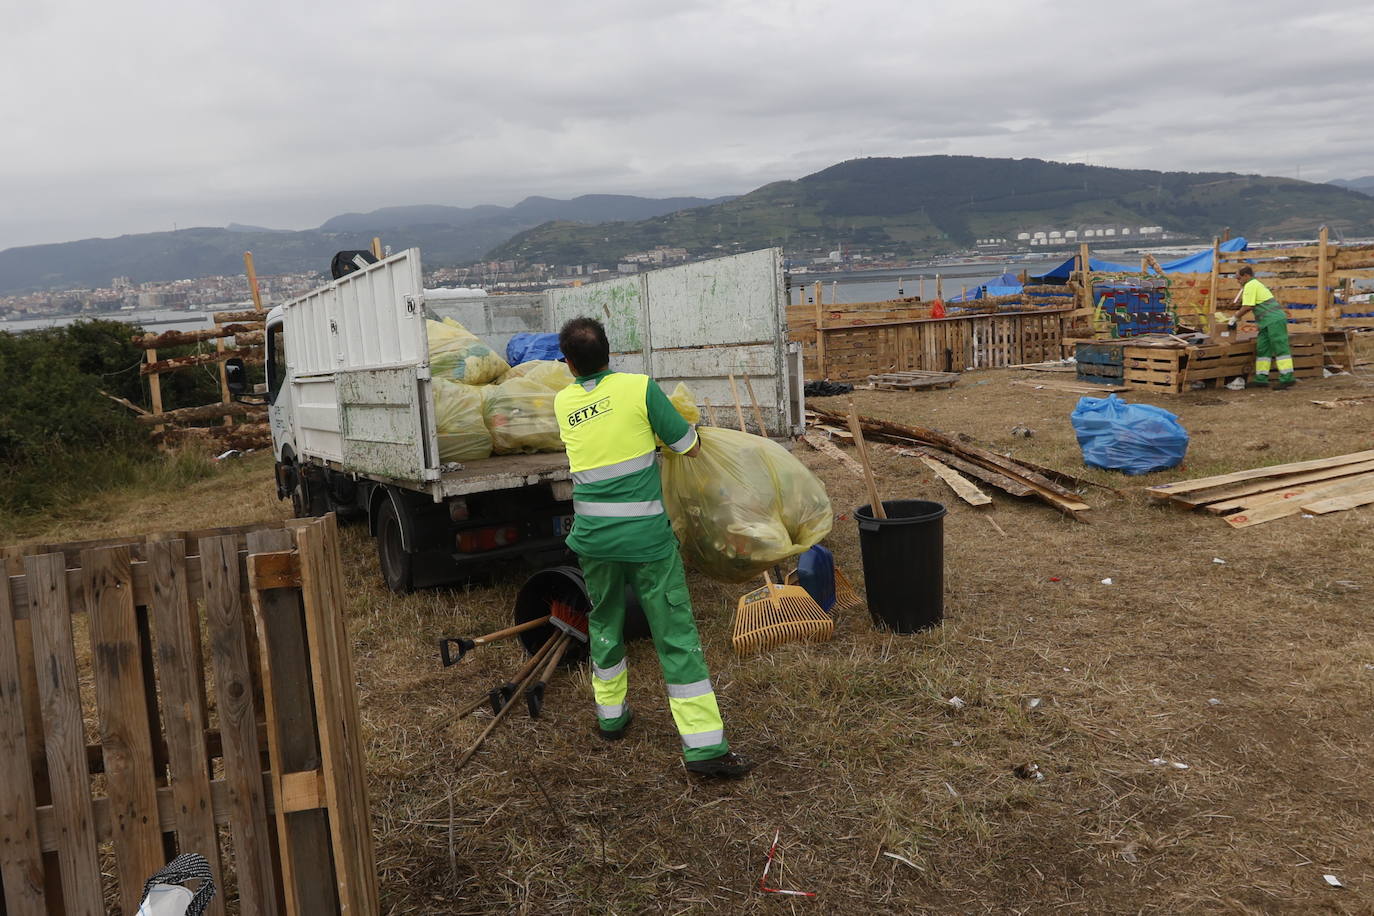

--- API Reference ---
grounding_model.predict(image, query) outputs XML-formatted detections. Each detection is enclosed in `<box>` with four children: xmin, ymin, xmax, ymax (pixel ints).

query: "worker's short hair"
<box><xmin>559</xmin><ymin>317</ymin><xmax>610</xmax><ymax>376</ymax></box>
<box><xmin>1237</xmin><ymin>266</ymin><xmax>1255</xmax><ymax>279</ymax></box>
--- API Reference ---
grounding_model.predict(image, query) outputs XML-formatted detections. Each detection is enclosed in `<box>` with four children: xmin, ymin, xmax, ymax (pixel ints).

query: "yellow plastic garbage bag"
<box><xmin>482</xmin><ymin>377</ymin><xmax>565</xmax><ymax>455</ymax></box>
<box><xmin>661</xmin><ymin>385</ymin><xmax>831</xmax><ymax>583</ymax></box>
<box><xmin>433</xmin><ymin>378</ymin><xmax>492</xmax><ymax>462</ymax></box>
<box><xmin>499</xmin><ymin>359</ymin><xmax>574</xmax><ymax>391</ymax></box>
<box><xmin>426</xmin><ymin>318</ymin><xmax>509</xmax><ymax>385</ymax></box>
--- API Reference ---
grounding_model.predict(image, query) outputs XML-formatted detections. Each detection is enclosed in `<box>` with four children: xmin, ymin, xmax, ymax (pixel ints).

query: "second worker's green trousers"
<box><xmin>580</xmin><ymin>551</ymin><xmax>729</xmax><ymax>761</ymax></box>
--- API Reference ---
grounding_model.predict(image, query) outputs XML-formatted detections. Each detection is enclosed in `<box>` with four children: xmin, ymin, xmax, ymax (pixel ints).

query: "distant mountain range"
<box><xmin>1329</xmin><ymin>176</ymin><xmax>1374</xmax><ymax>197</ymax></box>
<box><xmin>490</xmin><ymin>157</ymin><xmax>1374</xmax><ymax>266</ymax></box>
<box><xmin>0</xmin><ymin>194</ymin><xmax>732</xmax><ymax>294</ymax></box>
<box><xmin>7</xmin><ymin>158</ymin><xmax>1374</xmax><ymax>296</ymax></box>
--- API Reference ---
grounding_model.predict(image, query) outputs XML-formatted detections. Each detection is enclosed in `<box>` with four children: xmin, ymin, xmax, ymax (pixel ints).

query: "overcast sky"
<box><xmin>3</xmin><ymin>0</ymin><xmax>1371</xmax><ymax>250</ymax></box>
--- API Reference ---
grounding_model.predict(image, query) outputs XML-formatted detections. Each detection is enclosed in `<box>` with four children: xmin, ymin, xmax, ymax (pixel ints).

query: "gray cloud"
<box><xmin>2</xmin><ymin>0</ymin><xmax>1372</xmax><ymax>250</ymax></box>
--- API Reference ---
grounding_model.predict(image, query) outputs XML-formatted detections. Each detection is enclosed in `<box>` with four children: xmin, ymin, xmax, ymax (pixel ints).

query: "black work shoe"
<box><xmin>598</xmin><ymin>708</ymin><xmax>633</xmax><ymax>741</ymax></box>
<box><xmin>685</xmin><ymin>751</ymin><xmax>755</xmax><ymax>778</ymax></box>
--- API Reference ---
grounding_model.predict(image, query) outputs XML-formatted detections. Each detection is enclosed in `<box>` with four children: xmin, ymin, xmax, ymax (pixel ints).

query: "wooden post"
<box><xmin>371</xmin><ymin>236</ymin><xmax>383</xmax><ymax>260</ymax></box>
<box><xmin>813</xmin><ymin>284</ymin><xmax>825</xmax><ymax>379</ymax></box>
<box><xmin>936</xmin><ymin>274</ymin><xmax>943</xmax><ymax>301</ymax></box>
<box><xmin>1207</xmin><ymin>237</ymin><xmax>1220</xmax><ymax>327</ymax></box>
<box><xmin>147</xmin><ymin>348</ymin><xmax>165</xmax><ymax>437</ymax></box>
<box><xmin>813</xmin><ymin>280</ymin><xmax>822</xmax><ymax>308</ymax></box>
<box><xmin>1078</xmin><ymin>242</ymin><xmax>1092</xmax><ymax>313</ymax></box>
<box><xmin>919</xmin><ymin>275</ymin><xmax>926</xmax><ymax>300</ymax></box>
<box><xmin>244</xmin><ymin>251</ymin><xmax>264</xmax><ymax>312</ymax></box>
<box><xmin>1316</xmin><ymin>225</ymin><xmax>1330</xmax><ymax>333</ymax></box>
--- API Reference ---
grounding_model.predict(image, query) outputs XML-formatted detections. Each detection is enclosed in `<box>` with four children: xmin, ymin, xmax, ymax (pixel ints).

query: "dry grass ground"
<box><xmin>6</xmin><ymin>360</ymin><xmax>1374</xmax><ymax>914</ymax></box>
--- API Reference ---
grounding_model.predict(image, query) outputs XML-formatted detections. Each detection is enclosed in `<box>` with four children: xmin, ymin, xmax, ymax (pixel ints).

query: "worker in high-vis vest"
<box><xmin>1230</xmin><ymin>265</ymin><xmax>1295</xmax><ymax>389</ymax></box>
<box><xmin>554</xmin><ymin>317</ymin><xmax>753</xmax><ymax>778</ymax></box>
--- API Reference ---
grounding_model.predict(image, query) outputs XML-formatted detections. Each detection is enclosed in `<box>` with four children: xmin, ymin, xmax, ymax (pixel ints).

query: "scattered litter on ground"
<box><xmin>758</xmin><ymin>830</ymin><xmax>817</xmax><ymax>897</ymax></box>
<box><xmin>1011</xmin><ymin>425</ymin><xmax>1034</xmax><ymax>438</ymax></box>
<box><xmin>1324</xmin><ymin>874</ymin><xmax>1344</xmax><ymax>888</ymax></box>
<box><xmin>1149</xmin><ymin>758</ymin><xmax>1190</xmax><ymax>769</ymax></box>
<box><xmin>947</xmin><ymin>696</ymin><xmax>967</xmax><ymax>710</ymax></box>
<box><xmin>1026</xmin><ymin>697</ymin><xmax>1042</xmax><ymax>709</ymax></box>
<box><xmin>882</xmin><ymin>851</ymin><xmax>924</xmax><ymax>871</ymax></box>
<box><xmin>214</xmin><ymin>449</ymin><xmax>244</xmax><ymax>461</ymax></box>
<box><xmin>1208</xmin><ymin>698</ymin><xmax>1221</xmax><ymax>706</ymax></box>
<box><xmin>1012</xmin><ymin>762</ymin><xmax>1044</xmax><ymax>781</ymax></box>
<box><xmin>1101</xmin><ymin>578</ymin><xmax>1114</xmax><ymax>585</ymax></box>
<box><xmin>1121</xmin><ymin>842</ymin><xmax>1141</xmax><ymax>864</ymax></box>
<box><xmin>1213</xmin><ymin>558</ymin><xmax>1226</xmax><ymax>565</ymax></box>
<box><xmin>1226</xmin><ymin>377</ymin><xmax>1247</xmax><ymax>390</ymax></box>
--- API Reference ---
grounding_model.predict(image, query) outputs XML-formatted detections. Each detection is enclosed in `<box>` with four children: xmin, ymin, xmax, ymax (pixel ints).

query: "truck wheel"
<box><xmin>376</xmin><ymin>500</ymin><xmax>414</xmax><ymax>592</ymax></box>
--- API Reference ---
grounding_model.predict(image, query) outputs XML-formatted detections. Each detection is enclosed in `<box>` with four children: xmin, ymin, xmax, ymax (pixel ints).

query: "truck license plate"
<box><xmin>554</xmin><ymin>514</ymin><xmax>574</xmax><ymax>536</ymax></box>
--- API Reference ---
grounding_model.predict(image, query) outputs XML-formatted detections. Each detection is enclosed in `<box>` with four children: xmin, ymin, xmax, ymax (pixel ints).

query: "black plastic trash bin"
<box><xmin>854</xmin><ymin>499</ymin><xmax>947</xmax><ymax>633</ymax></box>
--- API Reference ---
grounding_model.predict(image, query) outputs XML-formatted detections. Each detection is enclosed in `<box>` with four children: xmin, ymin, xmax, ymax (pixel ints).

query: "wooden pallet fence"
<box><xmin>0</xmin><ymin>515</ymin><xmax>378</xmax><ymax>916</ymax></box>
<box><xmin>797</xmin><ymin>309</ymin><xmax>1072</xmax><ymax>380</ymax></box>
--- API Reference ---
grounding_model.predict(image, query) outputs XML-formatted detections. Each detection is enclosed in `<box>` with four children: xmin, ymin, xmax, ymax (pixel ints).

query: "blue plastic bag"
<box><xmin>1070</xmin><ymin>394</ymin><xmax>1188</xmax><ymax>475</ymax></box>
<box><xmin>506</xmin><ymin>332</ymin><xmax>563</xmax><ymax>365</ymax></box>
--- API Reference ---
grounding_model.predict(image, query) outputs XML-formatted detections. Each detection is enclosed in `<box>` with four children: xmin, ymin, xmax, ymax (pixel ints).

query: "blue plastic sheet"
<box><xmin>1071</xmin><ymin>394</ymin><xmax>1189</xmax><ymax>475</ymax></box>
<box><xmin>505</xmin><ymin>332</ymin><xmax>563</xmax><ymax>365</ymax></box>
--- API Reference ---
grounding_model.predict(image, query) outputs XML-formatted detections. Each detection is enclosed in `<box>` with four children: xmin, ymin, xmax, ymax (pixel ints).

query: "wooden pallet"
<box><xmin>0</xmin><ymin>516</ymin><xmax>379</xmax><ymax>916</ymax></box>
<box><xmin>867</xmin><ymin>370</ymin><xmax>959</xmax><ymax>390</ymax></box>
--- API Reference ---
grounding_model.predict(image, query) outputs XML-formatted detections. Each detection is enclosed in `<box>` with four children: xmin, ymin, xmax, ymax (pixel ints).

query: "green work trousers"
<box><xmin>1254</xmin><ymin>305</ymin><xmax>1294</xmax><ymax>383</ymax></box>
<box><xmin>580</xmin><ymin>551</ymin><xmax>729</xmax><ymax>761</ymax></box>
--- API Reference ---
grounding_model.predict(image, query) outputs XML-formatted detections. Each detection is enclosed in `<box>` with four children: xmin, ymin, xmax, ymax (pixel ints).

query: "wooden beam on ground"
<box><xmin>919</xmin><ymin>455</ymin><xmax>991</xmax><ymax>506</ymax></box>
<box><xmin>800</xmin><ymin>431</ymin><xmax>865</xmax><ymax>478</ymax></box>
<box><xmin>1301</xmin><ymin>487</ymin><xmax>1374</xmax><ymax>515</ymax></box>
<box><xmin>1146</xmin><ymin>450</ymin><xmax>1374</xmax><ymax>499</ymax></box>
<box><xmin>1224</xmin><ymin>473</ymin><xmax>1374</xmax><ymax>528</ymax></box>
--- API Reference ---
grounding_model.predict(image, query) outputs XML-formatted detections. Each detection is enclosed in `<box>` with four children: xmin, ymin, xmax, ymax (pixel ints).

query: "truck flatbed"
<box><xmin>436</xmin><ymin>452</ymin><xmax>571</xmax><ymax>498</ymax></box>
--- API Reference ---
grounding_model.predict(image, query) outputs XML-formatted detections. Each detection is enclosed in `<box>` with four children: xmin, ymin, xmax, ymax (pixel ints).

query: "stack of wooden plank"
<box><xmin>1146</xmin><ymin>450</ymin><xmax>1374</xmax><ymax>527</ymax></box>
<box><xmin>809</xmin><ymin>407</ymin><xmax>1093</xmax><ymax>520</ymax></box>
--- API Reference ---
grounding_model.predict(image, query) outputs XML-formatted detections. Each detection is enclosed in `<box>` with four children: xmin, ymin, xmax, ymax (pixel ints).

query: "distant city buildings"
<box><xmin>0</xmin><ymin>270</ymin><xmax>323</xmax><ymax>321</ymax></box>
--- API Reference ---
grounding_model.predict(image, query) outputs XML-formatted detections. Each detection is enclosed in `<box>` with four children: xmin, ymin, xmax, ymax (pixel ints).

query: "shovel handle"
<box><xmin>526</xmin><ymin>632</ymin><xmax>574</xmax><ymax>719</ymax></box>
<box><xmin>473</xmin><ymin>615</ymin><xmax>551</xmax><ymax>647</ymax></box>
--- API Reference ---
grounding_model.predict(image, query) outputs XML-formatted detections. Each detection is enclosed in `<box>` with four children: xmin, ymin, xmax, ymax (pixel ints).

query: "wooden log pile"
<box><xmin>808</xmin><ymin>406</ymin><xmax>1094</xmax><ymax>520</ymax></box>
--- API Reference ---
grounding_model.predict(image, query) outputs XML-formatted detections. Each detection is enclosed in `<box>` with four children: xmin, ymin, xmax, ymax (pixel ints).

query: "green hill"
<box><xmin>488</xmin><ymin>156</ymin><xmax>1374</xmax><ymax>265</ymax></box>
<box><xmin>0</xmin><ymin>194</ymin><xmax>730</xmax><ymax>294</ymax></box>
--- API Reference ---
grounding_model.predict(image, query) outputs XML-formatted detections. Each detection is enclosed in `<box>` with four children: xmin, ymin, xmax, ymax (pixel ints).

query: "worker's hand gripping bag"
<box><xmin>426</xmin><ymin>317</ymin><xmax>510</xmax><ymax>385</ymax></box>
<box><xmin>433</xmin><ymin>378</ymin><xmax>493</xmax><ymax>462</ymax></box>
<box><xmin>481</xmin><ymin>377</ymin><xmax>565</xmax><ymax>454</ymax></box>
<box><xmin>660</xmin><ymin>384</ymin><xmax>833</xmax><ymax>583</ymax></box>
<box><xmin>1070</xmin><ymin>394</ymin><xmax>1189</xmax><ymax>475</ymax></box>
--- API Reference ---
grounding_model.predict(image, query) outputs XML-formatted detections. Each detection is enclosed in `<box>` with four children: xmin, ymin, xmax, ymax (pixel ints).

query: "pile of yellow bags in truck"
<box><xmin>428</xmin><ymin>318</ymin><xmax>573</xmax><ymax>462</ymax></box>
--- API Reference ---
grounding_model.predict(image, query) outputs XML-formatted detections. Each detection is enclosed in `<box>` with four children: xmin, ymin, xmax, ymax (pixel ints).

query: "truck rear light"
<box><xmin>448</xmin><ymin>498</ymin><xmax>469</xmax><ymax>522</ymax></box>
<box><xmin>455</xmin><ymin>525</ymin><xmax>522</xmax><ymax>553</ymax></box>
